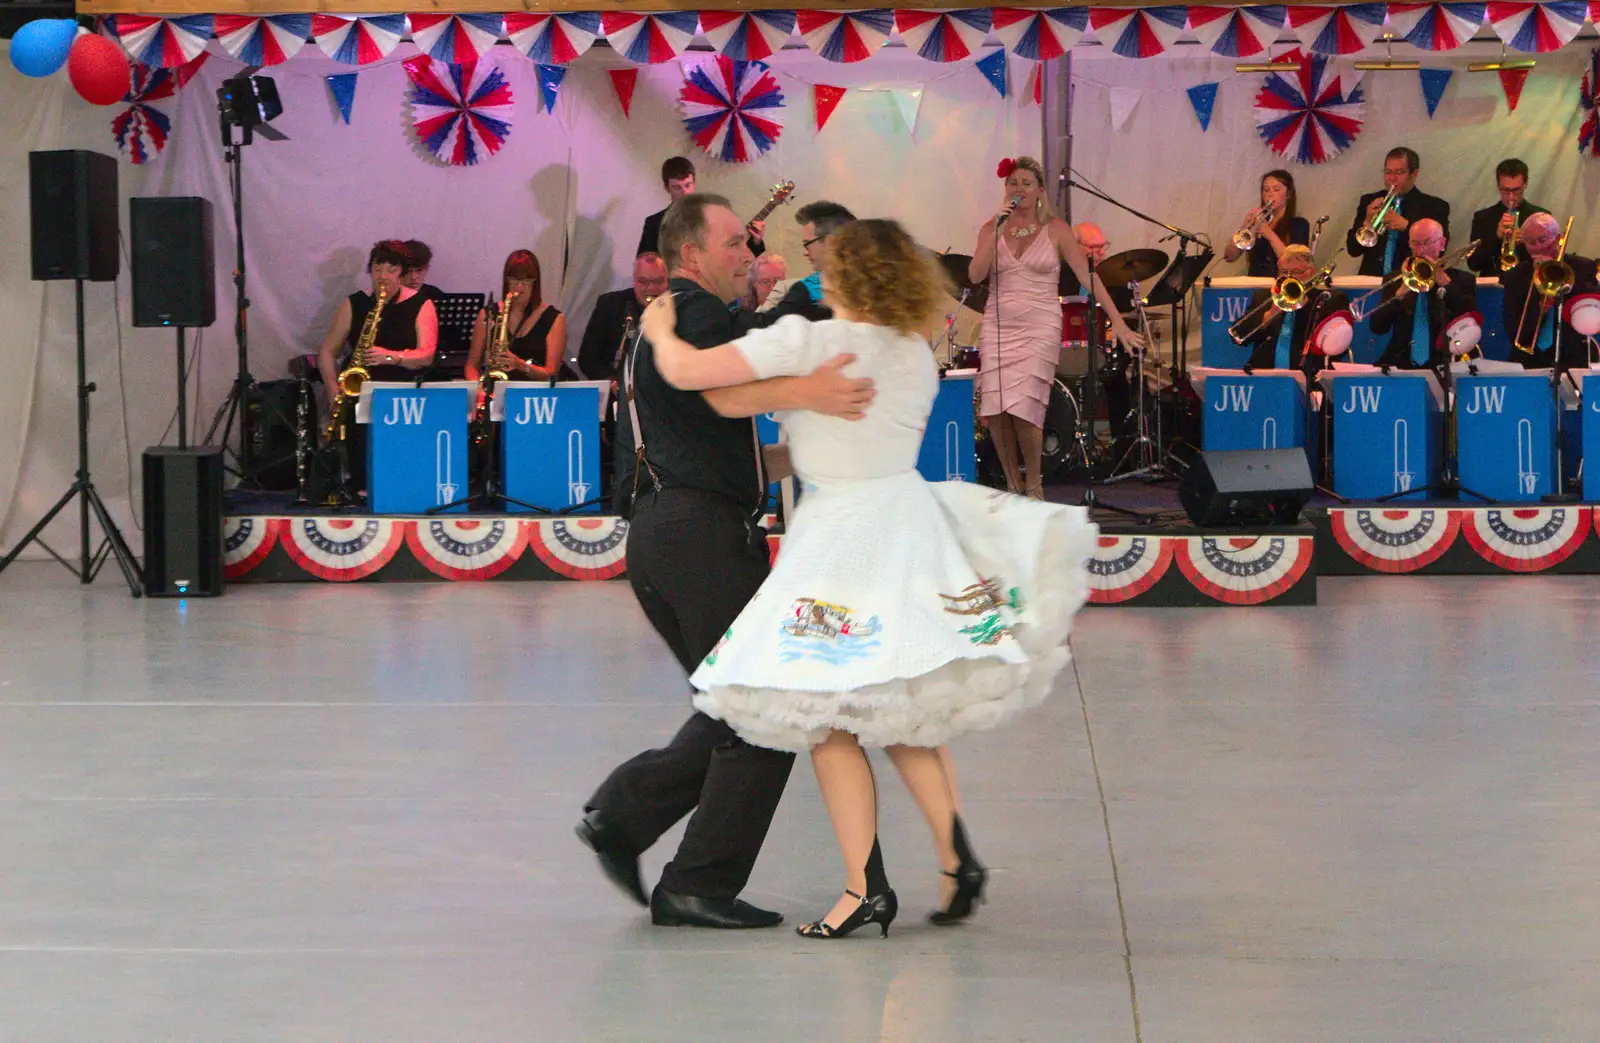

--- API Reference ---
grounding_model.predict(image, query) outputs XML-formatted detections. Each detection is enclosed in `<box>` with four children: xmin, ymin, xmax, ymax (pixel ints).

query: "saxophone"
<box><xmin>474</xmin><ymin>290</ymin><xmax>518</xmax><ymax>429</ymax></box>
<box><xmin>323</xmin><ymin>284</ymin><xmax>386</xmax><ymax>441</ymax></box>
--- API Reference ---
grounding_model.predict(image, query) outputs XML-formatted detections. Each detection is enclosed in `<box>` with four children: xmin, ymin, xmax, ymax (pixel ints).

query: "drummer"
<box><xmin>1060</xmin><ymin>224</ymin><xmax>1109</xmax><ymax>295</ymax></box>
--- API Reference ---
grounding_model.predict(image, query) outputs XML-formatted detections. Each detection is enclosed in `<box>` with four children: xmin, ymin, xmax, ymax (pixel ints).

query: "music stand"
<box><xmin>426</xmin><ymin>292</ymin><xmax>486</xmax><ymax>380</ymax></box>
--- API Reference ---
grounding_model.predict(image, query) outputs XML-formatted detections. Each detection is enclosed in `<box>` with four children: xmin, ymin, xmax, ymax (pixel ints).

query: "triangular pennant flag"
<box><xmin>1109</xmin><ymin>86</ymin><xmax>1141</xmax><ymax>130</ymax></box>
<box><xmin>814</xmin><ymin>84</ymin><xmax>846</xmax><ymax>130</ymax></box>
<box><xmin>1418</xmin><ymin>67</ymin><xmax>1452</xmax><ymax>118</ymax></box>
<box><xmin>402</xmin><ymin>53</ymin><xmax>430</xmax><ymax>82</ymax></box>
<box><xmin>609</xmin><ymin>66</ymin><xmax>638</xmax><ymax>118</ymax></box>
<box><xmin>1024</xmin><ymin>63</ymin><xmax>1042</xmax><ymax>106</ymax></box>
<box><xmin>536</xmin><ymin>63</ymin><xmax>567</xmax><ymax>114</ymax></box>
<box><xmin>888</xmin><ymin>86</ymin><xmax>923</xmax><ymax>134</ymax></box>
<box><xmin>975</xmin><ymin>49</ymin><xmax>1007</xmax><ymax>97</ymax></box>
<box><xmin>1186</xmin><ymin>81</ymin><xmax>1218</xmax><ymax>131</ymax></box>
<box><xmin>175</xmin><ymin>51</ymin><xmax>208</xmax><ymax>88</ymax></box>
<box><xmin>1499</xmin><ymin>66</ymin><xmax>1529</xmax><ymax>112</ymax></box>
<box><xmin>326</xmin><ymin>72</ymin><xmax>357</xmax><ymax>124</ymax></box>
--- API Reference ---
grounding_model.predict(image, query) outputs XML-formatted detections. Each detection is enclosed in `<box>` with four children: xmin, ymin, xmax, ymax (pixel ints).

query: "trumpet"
<box><xmin>1356</xmin><ymin>187</ymin><xmax>1399</xmax><ymax>249</ymax></box>
<box><xmin>1227</xmin><ymin>266</ymin><xmax>1332</xmax><ymax>345</ymax></box>
<box><xmin>1513</xmin><ymin>216</ymin><xmax>1575</xmax><ymax>355</ymax></box>
<box><xmin>1232</xmin><ymin>205</ymin><xmax>1276</xmax><ymax>252</ymax></box>
<box><xmin>1499</xmin><ymin>207</ymin><xmax>1521</xmax><ymax>272</ymax></box>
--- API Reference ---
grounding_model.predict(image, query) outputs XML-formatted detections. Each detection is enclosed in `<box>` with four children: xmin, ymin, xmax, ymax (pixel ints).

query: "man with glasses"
<box><xmin>764</xmin><ymin>200</ymin><xmax>856</xmax><ymax>321</ymax></box>
<box><xmin>1370</xmin><ymin>219</ymin><xmax>1479</xmax><ymax>371</ymax></box>
<box><xmin>1345</xmin><ymin>147</ymin><xmax>1451</xmax><ymax>278</ymax></box>
<box><xmin>1503</xmin><ymin>212</ymin><xmax>1600</xmax><ymax>370</ymax></box>
<box><xmin>1466</xmin><ymin>158</ymin><xmax>1549</xmax><ymax>278</ymax></box>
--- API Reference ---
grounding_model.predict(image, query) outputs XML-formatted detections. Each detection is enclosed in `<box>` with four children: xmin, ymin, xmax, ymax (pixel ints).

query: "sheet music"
<box><xmin>1190</xmin><ymin>366</ymin><xmax>1307</xmax><ymax>393</ymax></box>
<box><xmin>1449</xmin><ymin>360</ymin><xmax>1540</xmax><ymax>376</ymax></box>
<box><xmin>1317</xmin><ymin>367</ymin><xmax>1445</xmax><ymax>410</ymax></box>
<box><xmin>356</xmin><ymin>380</ymin><xmax>478</xmax><ymax>423</ymax></box>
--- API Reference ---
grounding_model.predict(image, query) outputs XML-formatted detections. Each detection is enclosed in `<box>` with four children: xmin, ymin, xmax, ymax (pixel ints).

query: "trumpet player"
<box><xmin>1466</xmin><ymin>159</ymin><xmax>1549</xmax><ymax>278</ymax></box>
<box><xmin>1221</xmin><ymin>170</ymin><xmax>1310</xmax><ymax>277</ymax></box>
<box><xmin>1346</xmin><ymin>148</ymin><xmax>1451</xmax><ymax>277</ymax></box>
<box><xmin>576</xmin><ymin>252</ymin><xmax>670</xmax><ymax>382</ymax></box>
<box><xmin>1238</xmin><ymin>246</ymin><xmax>1354</xmax><ymax>372</ymax></box>
<box><xmin>1502</xmin><ymin>213</ymin><xmax>1600</xmax><ymax>370</ymax></box>
<box><xmin>1370</xmin><ymin>220</ymin><xmax>1480</xmax><ymax>370</ymax></box>
<box><xmin>466</xmin><ymin>250</ymin><xmax>567</xmax><ymax>384</ymax></box>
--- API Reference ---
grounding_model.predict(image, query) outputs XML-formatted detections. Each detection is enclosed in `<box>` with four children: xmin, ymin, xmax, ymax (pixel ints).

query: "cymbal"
<box><xmin>1096</xmin><ymin>248</ymin><xmax>1169</xmax><ymax>288</ymax></box>
<box><xmin>937</xmin><ymin>252</ymin><xmax>988</xmax><ymax>313</ymax></box>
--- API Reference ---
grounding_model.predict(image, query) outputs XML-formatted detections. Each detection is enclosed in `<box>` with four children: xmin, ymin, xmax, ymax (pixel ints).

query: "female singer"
<box><xmin>969</xmin><ymin>157</ymin><xmax>1143</xmax><ymax>498</ymax></box>
<box><xmin>1222</xmin><ymin>170</ymin><xmax>1311</xmax><ymax>277</ymax></box>
<box><xmin>466</xmin><ymin>250</ymin><xmax>568</xmax><ymax>382</ymax></box>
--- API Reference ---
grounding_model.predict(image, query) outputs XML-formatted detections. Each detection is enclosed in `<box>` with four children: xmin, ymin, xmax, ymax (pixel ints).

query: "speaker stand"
<box><xmin>202</xmin><ymin>139</ymin><xmax>259</xmax><ymax>486</ymax></box>
<box><xmin>0</xmin><ymin>280</ymin><xmax>142</xmax><ymax>596</ymax></box>
<box><xmin>174</xmin><ymin>327</ymin><xmax>189</xmax><ymax>449</ymax></box>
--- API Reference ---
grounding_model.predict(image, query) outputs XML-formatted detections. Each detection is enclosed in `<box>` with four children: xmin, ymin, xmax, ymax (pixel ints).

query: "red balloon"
<box><xmin>67</xmin><ymin>33</ymin><xmax>130</xmax><ymax>107</ymax></box>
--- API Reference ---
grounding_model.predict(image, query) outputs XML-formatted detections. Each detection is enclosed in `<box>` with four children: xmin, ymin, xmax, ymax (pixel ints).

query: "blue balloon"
<box><xmin>10</xmin><ymin>19</ymin><xmax>79</xmax><ymax>79</ymax></box>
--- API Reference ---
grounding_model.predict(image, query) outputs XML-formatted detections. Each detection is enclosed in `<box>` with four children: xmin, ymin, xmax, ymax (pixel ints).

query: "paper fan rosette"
<box><xmin>679</xmin><ymin>56</ymin><xmax>784</xmax><ymax>164</ymax></box>
<box><xmin>113</xmin><ymin>62</ymin><xmax>175</xmax><ymax>164</ymax></box>
<box><xmin>1254</xmin><ymin>54</ymin><xmax>1365</xmax><ymax>164</ymax></box>
<box><xmin>405</xmin><ymin>58</ymin><xmax>513</xmax><ymax>167</ymax></box>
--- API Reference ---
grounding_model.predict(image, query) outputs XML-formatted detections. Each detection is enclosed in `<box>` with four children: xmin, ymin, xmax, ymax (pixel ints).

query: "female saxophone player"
<box><xmin>466</xmin><ymin>250</ymin><xmax>568</xmax><ymax>383</ymax></box>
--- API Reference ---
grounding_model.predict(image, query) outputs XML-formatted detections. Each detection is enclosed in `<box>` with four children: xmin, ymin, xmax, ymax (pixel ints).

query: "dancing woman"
<box><xmin>969</xmin><ymin>157</ymin><xmax>1143</xmax><ymax>498</ymax></box>
<box><xmin>466</xmin><ymin>250</ymin><xmax>567</xmax><ymax>382</ymax></box>
<box><xmin>640</xmin><ymin>219</ymin><xmax>1097</xmax><ymax>938</ymax></box>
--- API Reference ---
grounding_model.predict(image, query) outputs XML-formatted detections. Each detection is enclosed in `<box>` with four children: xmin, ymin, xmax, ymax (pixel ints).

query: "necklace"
<box><xmin>1008</xmin><ymin>224</ymin><xmax>1039</xmax><ymax>238</ymax></box>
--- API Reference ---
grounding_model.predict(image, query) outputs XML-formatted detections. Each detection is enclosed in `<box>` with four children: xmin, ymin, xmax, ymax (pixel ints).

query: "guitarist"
<box><xmin>638</xmin><ymin>157</ymin><xmax>767</xmax><ymax>258</ymax></box>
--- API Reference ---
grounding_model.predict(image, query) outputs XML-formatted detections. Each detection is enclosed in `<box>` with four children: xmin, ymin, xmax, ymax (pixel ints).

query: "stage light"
<box><xmin>217</xmin><ymin>72</ymin><xmax>284</xmax><ymax>146</ymax></box>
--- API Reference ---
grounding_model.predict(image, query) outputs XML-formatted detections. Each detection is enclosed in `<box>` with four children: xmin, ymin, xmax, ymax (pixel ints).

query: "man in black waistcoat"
<box><xmin>1345</xmin><ymin>147</ymin><xmax>1451</xmax><ymax>278</ymax></box>
<box><xmin>580</xmin><ymin>194</ymin><xmax>875</xmax><ymax>929</ymax></box>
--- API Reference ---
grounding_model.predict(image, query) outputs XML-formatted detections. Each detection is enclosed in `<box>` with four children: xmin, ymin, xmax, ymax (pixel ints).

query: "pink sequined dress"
<box><xmin>977</xmin><ymin>230</ymin><xmax>1062</xmax><ymax>428</ymax></box>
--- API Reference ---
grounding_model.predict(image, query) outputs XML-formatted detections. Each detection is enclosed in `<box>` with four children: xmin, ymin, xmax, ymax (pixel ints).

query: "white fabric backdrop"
<box><xmin>0</xmin><ymin>41</ymin><xmax>1041</xmax><ymax>557</ymax></box>
<box><xmin>1068</xmin><ymin>40</ymin><xmax>1600</xmax><ymax>275</ymax></box>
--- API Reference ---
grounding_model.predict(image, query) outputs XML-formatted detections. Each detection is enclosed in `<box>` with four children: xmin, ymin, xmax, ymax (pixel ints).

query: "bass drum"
<box><xmin>976</xmin><ymin>379</ymin><xmax>1083</xmax><ymax>487</ymax></box>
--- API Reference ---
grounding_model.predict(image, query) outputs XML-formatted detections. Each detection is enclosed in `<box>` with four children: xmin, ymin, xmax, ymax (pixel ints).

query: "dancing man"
<box><xmin>578</xmin><ymin>193</ymin><xmax>875</xmax><ymax>929</ymax></box>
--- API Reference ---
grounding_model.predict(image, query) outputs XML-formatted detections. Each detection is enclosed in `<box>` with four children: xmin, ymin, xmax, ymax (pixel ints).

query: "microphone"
<box><xmin>998</xmin><ymin>196</ymin><xmax>1022</xmax><ymax>226</ymax></box>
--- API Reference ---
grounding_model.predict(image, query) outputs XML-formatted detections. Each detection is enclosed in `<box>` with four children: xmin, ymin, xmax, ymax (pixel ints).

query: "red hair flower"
<box><xmin>996</xmin><ymin>158</ymin><xmax>1016</xmax><ymax>179</ymax></box>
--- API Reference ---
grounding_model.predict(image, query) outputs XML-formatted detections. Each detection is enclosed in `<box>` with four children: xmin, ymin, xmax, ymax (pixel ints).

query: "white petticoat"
<box><xmin>688</xmin><ymin>474</ymin><xmax>1098</xmax><ymax>752</ymax></box>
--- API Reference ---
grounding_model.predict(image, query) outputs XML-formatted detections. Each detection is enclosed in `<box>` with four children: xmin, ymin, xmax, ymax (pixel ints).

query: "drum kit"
<box><xmin>937</xmin><ymin>246</ymin><xmax>1192</xmax><ymax>484</ymax></box>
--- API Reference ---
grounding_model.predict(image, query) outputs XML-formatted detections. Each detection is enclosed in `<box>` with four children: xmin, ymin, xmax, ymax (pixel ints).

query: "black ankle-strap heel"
<box><xmin>797</xmin><ymin>889</ymin><xmax>900</xmax><ymax>939</ymax></box>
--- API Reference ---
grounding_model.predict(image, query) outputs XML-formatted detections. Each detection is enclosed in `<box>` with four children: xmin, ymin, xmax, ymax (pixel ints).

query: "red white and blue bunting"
<box><xmin>1254</xmin><ymin>54</ymin><xmax>1366</xmax><ymax>164</ymax></box>
<box><xmin>895</xmin><ymin>9</ymin><xmax>994</xmax><ymax>62</ymax></box>
<box><xmin>222</xmin><ymin>516</ymin><xmax>283</xmax><ymax>579</ymax></box>
<box><xmin>680</xmin><ymin>56</ymin><xmax>785</xmax><ymax>163</ymax></box>
<box><xmin>1581</xmin><ymin>47</ymin><xmax>1600</xmax><ymax>155</ymax></box>
<box><xmin>113</xmin><ymin>62</ymin><xmax>175</xmax><ymax>165</ymax></box>
<box><xmin>405</xmin><ymin>518</ymin><xmax>529</xmax><ymax>580</ymax></box>
<box><xmin>1487</xmin><ymin>0</ymin><xmax>1588</xmax><ymax>51</ymax></box>
<box><xmin>504</xmin><ymin>13</ymin><xmax>600</xmax><ymax>64</ymax></box>
<box><xmin>212</xmin><ymin>14</ymin><xmax>309</xmax><ymax>66</ymax></box>
<box><xmin>1460</xmin><ymin>506</ymin><xmax>1590</xmax><ymax>570</ymax></box>
<box><xmin>405</xmin><ymin>57</ymin><xmax>514</xmax><ymax>167</ymax></box>
<box><xmin>1387</xmin><ymin>2</ymin><xmax>1488</xmax><ymax>50</ymax></box>
<box><xmin>311</xmin><ymin>14</ymin><xmax>405</xmax><ymax>66</ymax></box>
<box><xmin>407</xmin><ymin>13</ymin><xmax>504</xmax><ymax>65</ymax></box>
<box><xmin>1288</xmin><ymin>3</ymin><xmax>1388</xmax><ymax>55</ymax></box>
<box><xmin>699</xmin><ymin>10</ymin><xmax>797</xmax><ymax>61</ymax></box>
<box><xmin>526</xmin><ymin>518</ymin><xmax>630</xmax><ymax>581</ymax></box>
<box><xmin>991</xmin><ymin>7</ymin><xmax>1089</xmax><ymax>59</ymax></box>
<box><xmin>1186</xmin><ymin>4</ymin><xmax>1287</xmax><ymax>56</ymax></box>
<box><xmin>796</xmin><ymin>9</ymin><xmax>895</xmax><ymax>62</ymax></box>
<box><xmin>106</xmin><ymin>14</ymin><xmax>213</xmax><ymax>69</ymax></box>
<box><xmin>282</xmin><ymin>517</ymin><xmax>405</xmax><ymax>582</ymax></box>
<box><xmin>1090</xmin><ymin>5</ymin><xmax>1189</xmax><ymax>58</ymax></box>
<box><xmin>1175</xmin><ymin>535</ymin><xmax>1315</xmax><ymax>605</ymax></box>
<box><xmin>603</xmin><ymin>11</ymin><xmax>700</xmax><ymax>63</ymax></box>
<box><xmin>1087</xmin><ymin>534</ymin><xmax>1176</xmax><ymax>604</ymax></box>
<box><xmin>1329</xmin><ymin>508</ymin><xmax>1461</xmax><ymax>573</ymax></box>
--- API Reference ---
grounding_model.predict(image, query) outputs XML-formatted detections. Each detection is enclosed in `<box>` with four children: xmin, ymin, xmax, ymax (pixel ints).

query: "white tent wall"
<box><xmin>0</xmin><ymin>40</ymin><xmax>1040</xmax><ymax>557</ymax></box>
<box><xmin>1067</xmin><ymin>40</ymin><xmax>1600</xmax><ymax>280</ymax></box>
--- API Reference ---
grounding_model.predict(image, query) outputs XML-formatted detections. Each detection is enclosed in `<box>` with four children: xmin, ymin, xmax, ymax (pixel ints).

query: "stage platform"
<box><xmin>222</xmin><ymin>484</ymin><xmax>1600</xmax><ymax>607</ymax></box>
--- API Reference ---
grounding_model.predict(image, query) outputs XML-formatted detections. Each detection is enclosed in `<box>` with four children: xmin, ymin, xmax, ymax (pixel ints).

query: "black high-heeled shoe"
<box><xmin>796</xmin><ymin>889</ymin><xmax>899</xmax><ymax>939</ymax></box>
<box><xmin>929</xmin><ymin>815</ymin><xmax>988</xmax><ymax>925</ymax></box>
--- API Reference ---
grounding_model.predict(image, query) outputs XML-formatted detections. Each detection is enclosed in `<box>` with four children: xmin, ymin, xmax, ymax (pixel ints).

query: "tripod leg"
<box><xmin>0</xmin><ymin>482</ymin><xmax>85</xmax><ymax>575</ymax></box>
<box><xmin>83</xmin><ymin>483</ymin><xmax>143</xmax><ymax>597</ymax></box>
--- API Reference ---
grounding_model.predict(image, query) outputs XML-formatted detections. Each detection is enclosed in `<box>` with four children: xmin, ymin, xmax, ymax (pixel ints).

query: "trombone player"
<box><xmin>1346</xmin><ymin>147</ymin><xmax>1451</xmax><ymax>278</ymax></box>
<box><xmin>1235</xmin><ymin>245</ymin><xmax>1354</xmax><ymax>372</ymax></box>
<box><xmin>1503</xmin><ymin>213</ymin><xmax>1600</xmax><ymax>370</ymax></box>
<box><xmin>1370</xmin><ymin>219</ymin><xmax>1481</xmax><ymax>370</ymax></box>
<box><xmin>1466</xmin><ymin>158</ymin><xmax>1548</xmax><ymax>278</ymax></box>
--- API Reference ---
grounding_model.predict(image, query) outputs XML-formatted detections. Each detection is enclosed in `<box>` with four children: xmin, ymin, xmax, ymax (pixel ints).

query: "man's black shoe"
<box><xmin>575</xmin><ymin>810</ymin><xmax>647</xmax><ymax>907</ymax></box>
<box><xmin>650</xmin><ymin>887</ymin><xmax>784</xmax><ymax>928</ymax></box>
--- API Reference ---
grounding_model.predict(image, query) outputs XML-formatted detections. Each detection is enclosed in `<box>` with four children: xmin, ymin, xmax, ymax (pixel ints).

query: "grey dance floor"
<box><xmin>1</xmin><ymin>562</ymin><xmax>1598</xmax><ymax>1042</ymax></box>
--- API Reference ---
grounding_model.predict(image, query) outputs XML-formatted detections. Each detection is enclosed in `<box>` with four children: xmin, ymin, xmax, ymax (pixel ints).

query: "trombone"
<box><xmin>1513</xmin><ymin>216</ymin><xmax>1575</xmax><ymax>355</ymax></box>
<box><xmin>1356</xmin><ymin>187</ymin><xmax>1399</xmax><ymax>248</ymax></box>
<box><xmin>1232</xmin><ymin>205</ymin><xmax>1276</xmax><ymax>252</ymax></box>
<box><xmin>1227</xmin><ymin>264</ymin><xmax>1335</xmax><ymax>345</ymax></box>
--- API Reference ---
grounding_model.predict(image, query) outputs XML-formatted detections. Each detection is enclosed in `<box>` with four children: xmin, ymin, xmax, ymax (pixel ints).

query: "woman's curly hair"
<box><xmin>822</xmin><ymin>219</ymin><xmax>952</xmax><ymax>337</ymax></box>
